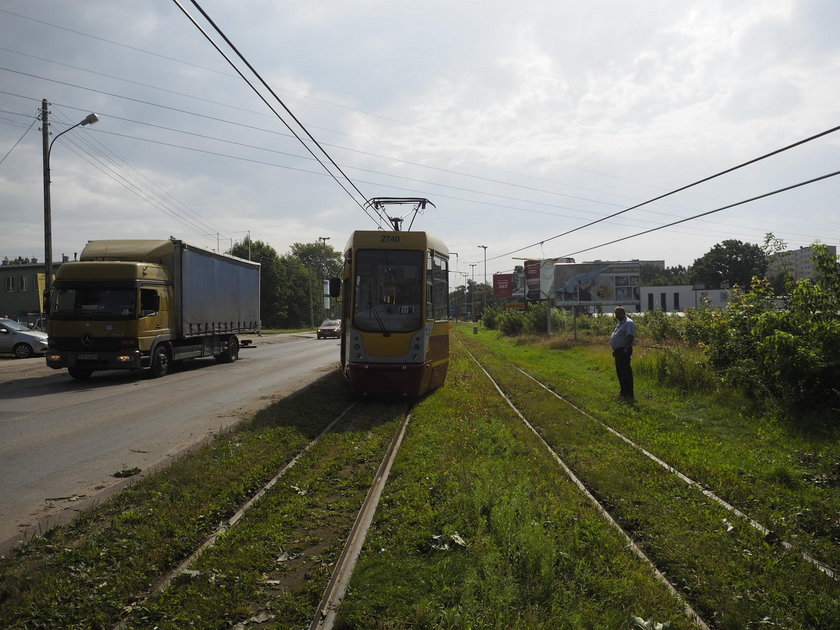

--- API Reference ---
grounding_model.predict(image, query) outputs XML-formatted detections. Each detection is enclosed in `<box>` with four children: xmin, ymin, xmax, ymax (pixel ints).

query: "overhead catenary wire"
<box><xmin>3</xmin><ymin>75</ymin><xmax>834</xmax><ymax>246</ymax></box>
<box><xmin>170</xmin><ymin>0</ymin><xmax>386</xmax><ymax>228</ymax></box>
<box><xmin>559</xmin><ymin>169</ymin><xmax>840</xmax><ymax>259</ymax></box>
<box><xmin>486</xmin><ymin>123</ymin><xmax>840</xmax><ymax>263</ymax></box>
<box><xmin>5</xmin><ymin>83</ymin><xmax>829</xmax><ymax>251</ymax></box>
<box><xmin>63</xmin><ymin>122</ymin><xmax>827</xmax><ymax>248</ymax></box>
<box><xmin>37</xmin><ymin>103</ymin><xmax>830</xmax><ymax>245</ymax></box>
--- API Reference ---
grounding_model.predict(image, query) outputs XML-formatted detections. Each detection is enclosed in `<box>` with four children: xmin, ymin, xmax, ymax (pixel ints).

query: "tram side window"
<box><xmin>426</xmin><ymin>251</ymin><xmax>448</xmax><ymax>321</ymax></box>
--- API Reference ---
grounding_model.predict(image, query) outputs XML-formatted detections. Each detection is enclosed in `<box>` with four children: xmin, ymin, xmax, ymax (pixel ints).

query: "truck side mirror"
<box><xmin>329</xmin><ymin>277</ymin><xmax>341</xmax><ymax>298</ymax></box>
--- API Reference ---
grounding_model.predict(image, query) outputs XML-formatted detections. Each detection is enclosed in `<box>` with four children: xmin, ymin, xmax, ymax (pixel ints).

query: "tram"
<box><xmin>331</xmin><ymin>200</ymin><xmax>449</xmax><ymax>397</ymax></box>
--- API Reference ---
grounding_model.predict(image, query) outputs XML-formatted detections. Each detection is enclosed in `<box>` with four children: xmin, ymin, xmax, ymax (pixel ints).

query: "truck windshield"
<box><xmin>51</xmin><ymin>288</ymin><xmax>137</xmax><ymax>320</ymax></box>
<box><xmin>353</xmin><ymin>249</ymin><xmax>423</xmax><ymax>333</ymax></box>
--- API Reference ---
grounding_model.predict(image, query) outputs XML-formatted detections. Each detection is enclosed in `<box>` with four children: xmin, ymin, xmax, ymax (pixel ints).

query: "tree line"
<box><xmin>642</xmin><ymin>235</ymin><xmax>801</xmax><ymax>291</ymax></box>
<box><xmin>229</xmin><ymin>236</ymin><xmax>342</xmax><ymax>329</ymax></box>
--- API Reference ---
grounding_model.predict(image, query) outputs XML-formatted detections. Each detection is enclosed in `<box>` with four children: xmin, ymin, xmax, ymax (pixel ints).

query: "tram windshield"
<box><xmin>353</xmin><ymin>249</ymin><xmax>423</xmax><ymax>333</ymax></box>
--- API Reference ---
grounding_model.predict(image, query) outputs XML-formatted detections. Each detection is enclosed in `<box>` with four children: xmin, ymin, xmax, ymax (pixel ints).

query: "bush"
<box><xmin>525</xmin><ymin>302</ymin><xmax>565</xmax><ymax>334</ymax></box>
<box><xmin>482</xmin><ymin>304</ymin><xmax>506</xmax><ymax>331</ymax></box>
<box><xmin>702</xmin><ymin>244</ymin><xmax>840</xmax><ymax>412</ymax></box>
<box><xmin>636</xmin><ymin>345</ymin><xmax>718</xmax><ymax>392</ymax></box>
<box><xmin>498</xmin><ymin>311</ymin><xmax>528</xmax><ymax>336</ymax></box>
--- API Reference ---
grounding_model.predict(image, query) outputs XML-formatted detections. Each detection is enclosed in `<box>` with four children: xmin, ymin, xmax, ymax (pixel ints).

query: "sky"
<box><xmin>1</xmin><ymin>0</ymin><xmax>838</xmax><ymax>282</ymax></box>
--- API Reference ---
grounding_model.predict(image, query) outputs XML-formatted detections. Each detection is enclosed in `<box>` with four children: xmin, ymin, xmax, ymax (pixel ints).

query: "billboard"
<box><xmin>554</xmin><ymin>263</ymin><xmax>640</xmax><ymax>307</ymax></box>
<box><xmin>493</xmin><ymin>274</ymin><xmax>514</xmax><ymax>298</ymax></box>
<box><xmin>524</xmin><ymin>260</ymin><xmax>555</xmax><ymax>301</ymax></box>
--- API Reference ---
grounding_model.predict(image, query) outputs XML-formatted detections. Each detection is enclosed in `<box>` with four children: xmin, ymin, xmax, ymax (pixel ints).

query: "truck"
<box><xmin>46</xmin><ymin>239</ymin><xmax>260</xmax><ymax>380</ymax></box>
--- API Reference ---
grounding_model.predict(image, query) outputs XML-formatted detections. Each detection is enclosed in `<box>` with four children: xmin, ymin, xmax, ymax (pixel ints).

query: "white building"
<box><xmin>768</xmin><ymin>245</ymin><xmax>837</xmax><ymax>282</ymax></box>
<box><xmin>641</xmin><ymin>286</ymin><xmax>732</xmax><ymax>312</ymax></box>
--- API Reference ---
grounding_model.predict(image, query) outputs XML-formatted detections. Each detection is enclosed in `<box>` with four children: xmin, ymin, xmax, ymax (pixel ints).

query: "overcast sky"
<box><xmin>1</xmin><ymin>0</ymin><xmax>838</xmax><ymax>280</ymax></box>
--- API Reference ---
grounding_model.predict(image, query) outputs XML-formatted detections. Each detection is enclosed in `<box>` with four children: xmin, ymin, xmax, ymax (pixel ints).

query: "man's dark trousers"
<box><xmin>613</xmin><ymin>347</ymin><xmax>634</xmax><ymax>398</ymax></box>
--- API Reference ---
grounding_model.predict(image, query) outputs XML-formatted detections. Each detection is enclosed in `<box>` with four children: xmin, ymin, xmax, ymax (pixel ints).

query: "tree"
<box><xmin>690</xmin><ymin>239</ymin><xmax>767</xmax><ymax>290</ymax></box>
<box><xmin>641</xmin><ymin>263</ymin><xmax>692</xmax><ymax>286</ymax></box>
<box><xmin>290</xmin><ymin>241</ymin><xmax>343</xmax><ymax>325</ymax></box>
<box><xmin>229</xmin><ymin>237</ymin><xmax>286</xmax><ymax>328</ymax></box>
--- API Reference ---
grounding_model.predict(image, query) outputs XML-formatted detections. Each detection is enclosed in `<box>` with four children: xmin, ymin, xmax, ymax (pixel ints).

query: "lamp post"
<box><xmin>42</xmin><ymin>99</ymin><xmax>100</xmax><ymax>295</ymax></box>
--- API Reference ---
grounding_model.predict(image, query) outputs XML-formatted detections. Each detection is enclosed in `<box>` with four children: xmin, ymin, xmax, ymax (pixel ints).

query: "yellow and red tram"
<box><xmin>333</xmin><ymin>230</ymin><xmax>450</xmax><ymax>397</ymax></box>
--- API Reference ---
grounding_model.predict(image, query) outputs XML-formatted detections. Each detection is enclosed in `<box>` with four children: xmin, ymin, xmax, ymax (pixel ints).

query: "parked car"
<box><xmin>316</xmin><ymin>319</ymin><xmax>341</xmax><ymax>339</ymax></box>
<box><xmin>0</xmin><ymin>318</ymin><xmax>49</xmax><ymax>358</ymax></box>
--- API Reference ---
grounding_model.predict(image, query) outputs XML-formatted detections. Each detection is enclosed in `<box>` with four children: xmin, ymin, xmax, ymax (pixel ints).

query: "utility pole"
<box><xmin>41</xmin><ymin>99</ymin><xmax>99</xmax><ymax>296</ymax></box>
<box><xmin>41</xmin><ymin>100</ymin><xmax>51</xmax><ymax>296</ymax></box>
<box><xmin>449</xmin><ymin>252</ymin><xmax>459</xmax><ymax>319</ymax></box>
<box><xmin>478</xmin><ymin>245</ymin><xmax>487</xmax><ymax>312</ymax></box>
<box><xmin>469</xmin><ymin>263</ymin><xmax>477</xmax><ymax>318</ymax></box>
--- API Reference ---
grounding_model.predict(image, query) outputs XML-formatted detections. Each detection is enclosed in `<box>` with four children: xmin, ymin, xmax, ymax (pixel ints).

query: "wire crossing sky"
<box><xmin>1</xmin><ymin>0</ymin><xmax>838</xmax><ymax>268</ymax></box>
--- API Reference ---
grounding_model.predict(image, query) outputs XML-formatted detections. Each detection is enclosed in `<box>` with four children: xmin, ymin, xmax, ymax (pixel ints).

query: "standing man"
<box><xmin>609</xmin><ymin>306</ymin><xmax>637</xmax><ymax>400</ymax></box>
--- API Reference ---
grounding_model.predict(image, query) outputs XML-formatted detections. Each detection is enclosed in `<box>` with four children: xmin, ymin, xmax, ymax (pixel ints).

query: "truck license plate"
<box><xmin>77</xmin><ymin>353</ymin><xmax>98</xmax><ymax>360</ymax></box>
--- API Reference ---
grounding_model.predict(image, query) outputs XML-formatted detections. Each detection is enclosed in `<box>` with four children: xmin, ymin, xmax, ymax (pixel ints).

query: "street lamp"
<box><xmin>318</xmin><ymin>236</ymin><xmax>330</xmax><ymax>245</ymax></box>
<box><xmin>42</xmin><ymin>100</ymin><xmax>100</xmax><ymax>295</ymax></box>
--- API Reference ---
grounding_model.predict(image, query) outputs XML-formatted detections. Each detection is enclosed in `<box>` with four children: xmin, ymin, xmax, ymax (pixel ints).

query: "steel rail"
<box><xmin>461</xmin><ymin>342</ymin><xmax>711</xmax><ymax>630</ymax></box>
<box><xmin>516</xmin><ymin>366</ymin><xmax>838</xmax><ymax>581</ymax></box>
<box><xmin>309</xmin><ymin>409</ymin><xmax>413</xmax><ymax>630</ymax></box>
<box><xmin>112</xmin><ymin>402</ymin><xmax>357</xmax><ymax>630</ymax></box>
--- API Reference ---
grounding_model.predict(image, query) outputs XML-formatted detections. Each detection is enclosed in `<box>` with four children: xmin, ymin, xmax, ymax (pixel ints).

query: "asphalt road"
<box><xmin>0</xmin><ymin>333</ymin><xmax>341</xmax><ymax>551</ymax></box>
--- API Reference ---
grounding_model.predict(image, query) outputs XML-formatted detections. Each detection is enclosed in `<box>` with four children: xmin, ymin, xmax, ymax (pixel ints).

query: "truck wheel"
<box><xmin>217</xmin><ymin>335</ymin><xmax>239</xmax><ymax>363</ymax></box>
<box><xmin>150</xmin><ymin>346</ymin><xmax>171</xmax><ymax>378</ymax></box>
<box><xmin>68</xmin><ymin>368</ymin><xmax>93</xmax><ymax>380</ymax></box>
<box><xmin>13</xmin><ymin>343</ymin><xmax>34</xmax><ymax>359</ymax></box>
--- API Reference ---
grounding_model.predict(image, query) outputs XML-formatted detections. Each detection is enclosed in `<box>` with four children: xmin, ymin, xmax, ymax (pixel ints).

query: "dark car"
<box><xmin>317</xmin><ymin>319</ymin><xmax>341</xmax><ymax>339</ymax></box>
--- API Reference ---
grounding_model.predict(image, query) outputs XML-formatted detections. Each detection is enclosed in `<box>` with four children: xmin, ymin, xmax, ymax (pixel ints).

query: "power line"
<box><xmin>66</xmin><ymin>122</ymin><xmax>829</xmax><ymax>247</ymax></box>
<box><xmin>487</xmin><ymin>123</ymin><xmax>840</xmax><ymax>262</ymax></box>
<box><xmin>5</xmin><ymin>72</ymin><xmax>831</xmax><ymax>242</ymax></box>
<box><xmin>559</xmin><ymin>170</ymin><xmax>840</xmax><ymax>259</ymax></box>
<box><xmin>4</xmin><ymin>69</ymin><xmax>836</xmax><ymax>251</ymax></box>
<box><xmin>0</xmin><ymin>10</ymin><xmax>429</xmax><ymax>132</ymax></box>
<box><xmin>51</xmin><ymin>106</ymin><xmax>227</xmax><ymax>239</ymax></box>
<box><xmin>0</xmin><ymin>113</ymin><xmax>36</xmax><ymax>167</ymax></box>
<box><xmin>171</xmin><ymin>0</ymin><xmax>385</xmax><ymax>228</ymax></box>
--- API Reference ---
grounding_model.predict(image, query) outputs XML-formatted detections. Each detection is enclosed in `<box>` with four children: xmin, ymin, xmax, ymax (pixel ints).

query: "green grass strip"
<box><xmin>337</xmin><ymin>343</ymin><xmax>697</xmax><ymax>629</ymax></box>
<box><xmin>0</xmin><ymin>372</ymin><xmax>352</xmax><ymax>628</ymax></box>
<box><xmin>458</xmin><ymin>330</ymin><xmax>839</xmax><ymax>629</ymax></box>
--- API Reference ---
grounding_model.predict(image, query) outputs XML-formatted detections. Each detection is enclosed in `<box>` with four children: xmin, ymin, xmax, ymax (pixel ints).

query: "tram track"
<box><xmin>109</xmin><ymin>399</ymin><xmax>410</xmax><ymax>629</ymax></box>
<box><xmin>514</xmin><ymin>365</ymin><xmax>837</xmax><ymax>581</ymax></box>
<box><xmin>458</xmin><ymin>337</ymin><xmax>838</xmax><ymax>629</ymax></box>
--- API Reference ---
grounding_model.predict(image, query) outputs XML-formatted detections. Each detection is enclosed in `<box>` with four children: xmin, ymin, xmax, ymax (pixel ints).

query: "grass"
<box><xmin>336</xmin><ymin>344</ymin><xmax>697</xmax><ymax>629</ymax></box>
<box><xmin>2</xmin><ymin>324</ymin><xmax>837</xmax><ymax>628</ymax></box>
<box><xmin>0</xmin><ymin>372</ymin><xmax>356</xmax><ymax>628</ymax></box>
<box><xmin>451</xmin><ymin>326</ymin><xmax>839</xmax><ymax>628</ymax></box>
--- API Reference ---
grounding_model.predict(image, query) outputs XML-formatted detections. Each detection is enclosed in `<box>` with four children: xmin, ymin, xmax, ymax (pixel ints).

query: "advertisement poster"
<box><xmin>554</xmin><ymin>263</ymin><xmax>640</xmax><ymax>307</ymax></box>
<box><xmin>524</xmin><ymin>260</ymin><xmax>555</xmax><ymax>300</ymax></box>
<box><xmin>493</xmin><ymin>274</ymin><xmax>514</xmax><ymax>298</ymax></box>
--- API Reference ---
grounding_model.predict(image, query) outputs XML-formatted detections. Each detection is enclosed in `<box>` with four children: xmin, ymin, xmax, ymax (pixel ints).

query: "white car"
<box><xmin>0</xmin><ymin>318</ymin><xmax>49</xmax><ymax>359</ymax></box>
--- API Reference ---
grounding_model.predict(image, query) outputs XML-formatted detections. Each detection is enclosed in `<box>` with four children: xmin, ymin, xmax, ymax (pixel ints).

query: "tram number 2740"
<box><xmin>380</xmin><ymin>235</ymin><xmax>401</xmax><ymax>243</ymax></box>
